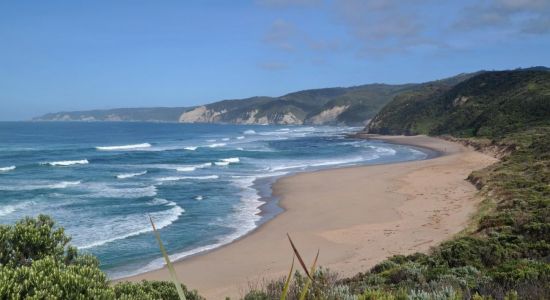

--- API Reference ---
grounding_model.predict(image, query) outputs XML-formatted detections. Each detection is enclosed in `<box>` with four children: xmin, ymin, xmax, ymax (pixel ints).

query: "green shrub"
<box><xmin>0</xmin><ymin>214</ymin><xmax>75</xmax><ymax>268</ymax></box>
<box><xmin>114</xmin><ymin>281</ymin><xmax>203</xmax><ymax>300</ymax></box>
<box><xmin>0</xmin><ymin>215</ymin><xmax>202</xmax><ymax>300</ymax></box>
<box><xmin>0</xmin><ymin>255</ymin><xmax>114</xmax><ymax>299</ymax></box>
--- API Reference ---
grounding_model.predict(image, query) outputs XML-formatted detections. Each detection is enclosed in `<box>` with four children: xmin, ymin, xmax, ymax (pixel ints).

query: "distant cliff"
<box><xmin>35</xmin><ymin>73</ymin><xmax>477</xmax><ymax>125</ymax></box>
<box><xmin>33</xmin><ymin>107</ymin><xmax>190</xmax><ymax>122</ymax></box>
<box><xmin>178</xmin><ymin>73</ymin><xmax>477</xmax><ymax>126</ymax></box>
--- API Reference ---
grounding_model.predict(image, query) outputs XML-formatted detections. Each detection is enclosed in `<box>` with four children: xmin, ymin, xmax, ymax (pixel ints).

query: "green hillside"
<box><xmin>367</xmin><ymin>70</ymin><xmax>550</xmax><ymax>137</ymax></box>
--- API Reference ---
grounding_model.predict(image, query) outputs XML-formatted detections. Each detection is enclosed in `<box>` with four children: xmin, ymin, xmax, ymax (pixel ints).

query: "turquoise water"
<box><xmin>0</xmin><ymin>122</ymin><xmax>428</xmax><ymax>278</ymax></box>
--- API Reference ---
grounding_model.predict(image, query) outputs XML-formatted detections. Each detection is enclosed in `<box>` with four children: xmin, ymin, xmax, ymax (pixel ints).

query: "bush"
<box><xmin>0</xmin><ymin>215</ymin><xmax>202</xmax><ymax>300</ymax></box>
<box><xmin>114</xmin><ymin>281</ymin><xmax>203</xmax><ymax>300</ymax></box>
<box><xmin>0</xmin><ymin>214</ymin><xmax>75</xmax><ymax>268</ymax></box>
<box><xmin>0</xmin><ymin>255</ymin><xmax>114</xmax><ymax>299</ymax></box>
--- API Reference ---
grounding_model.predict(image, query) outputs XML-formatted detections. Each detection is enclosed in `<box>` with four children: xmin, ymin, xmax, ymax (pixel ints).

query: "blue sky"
<box><xmin>1</xmin><ymin>0</ymin><xmax>549</xmax><ymax>120</ymax></box>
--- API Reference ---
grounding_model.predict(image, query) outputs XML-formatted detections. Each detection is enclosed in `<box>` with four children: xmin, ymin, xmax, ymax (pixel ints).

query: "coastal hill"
<box><xmin>32</xmin><ymin>107</ymin><xmax>191</xmax><ymax>122</ymax></box>
<box><xmin>367</xmin><ymin>68</ymin><xmax>550</xmax><ymax>136</ymax></box>
<box><xmin>33</xmin><ymin>73</ymin><xmax>476</xmax><ymax>125</ymax></box>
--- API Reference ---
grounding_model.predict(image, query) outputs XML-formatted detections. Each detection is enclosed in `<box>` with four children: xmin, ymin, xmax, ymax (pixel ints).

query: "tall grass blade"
<box><xmin>287</xmin><ymin>233</ymin><xmax>312</xmax><ymax>279</ymax></box>
<box><xmin>150</xmin><ymin>215</ymin><xmax>187</xmax><ymax>300</ymax></box>
<box><xmin>298</xmin><ymin>249</ymin><xmax>319</xmax><ymax>300</ymax></box>
<box><xmin>280</xmin><ymin>255</ymin><xmax>295</xmax><ymax>300</ymax></box>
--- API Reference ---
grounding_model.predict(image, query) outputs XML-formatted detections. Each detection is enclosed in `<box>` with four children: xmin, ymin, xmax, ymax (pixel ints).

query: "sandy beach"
<box><xmin>124</xmin><ymin>135</ymin><xmax>498</xmax><ymax>299</ymax></box>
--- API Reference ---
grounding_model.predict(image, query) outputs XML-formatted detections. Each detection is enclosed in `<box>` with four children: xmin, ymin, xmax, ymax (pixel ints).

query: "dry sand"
<box><xmin>124</xmin><ymin>135</ymin><xmax>498</xmax><ymax>299</ymax></box>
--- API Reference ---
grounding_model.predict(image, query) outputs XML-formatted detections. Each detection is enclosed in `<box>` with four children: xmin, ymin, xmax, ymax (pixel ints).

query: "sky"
<box><xmin>0</xmin><ymin>0</ymin><xmax>549</xmax><ymax>120</ymax></box>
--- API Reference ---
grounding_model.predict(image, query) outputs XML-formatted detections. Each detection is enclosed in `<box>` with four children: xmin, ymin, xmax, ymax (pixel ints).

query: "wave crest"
<box><xmin>43</xmin><ymin>159</ymin><xmax>89</xmax><ymax>166</ymax></box>
<box><xmin>156</xmin><ymin>175</ymin><xmax>219</xmax><ymax>182</ymax></box>
<box><xmin>0</xmin><ymin>166</ymin><xmax>15</xmax><ymax>172</ymax></box>
<box><xmin>96</xmin><ymin>143</ymin><xmax>151</xmax><ymax>151</ymax></box>
<box><xmin>116</xmin><ymin>171</ymin><xmax>147</xmax><ymax>179</ymax></box>
<box><xmin>208</xmin><ymin>143</ymin><xmax>226</xmax><ymax>148</ymax></box>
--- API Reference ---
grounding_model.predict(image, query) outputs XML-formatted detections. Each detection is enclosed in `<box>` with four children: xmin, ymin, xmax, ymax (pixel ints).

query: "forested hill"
<box><xmin>367</xmin><ymin>69</ymin><xmax>550</xmax><ymax>137</ymax></box>
<box><xmin>33</xmin><ymin>73</ymin><xmax>476</xmax><ymax>125</ymax></box>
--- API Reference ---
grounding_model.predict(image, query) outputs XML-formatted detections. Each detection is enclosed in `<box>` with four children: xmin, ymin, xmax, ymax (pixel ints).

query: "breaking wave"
<box><xmin>78</xmin><ymin>200</ymin><xmax>184</xmax><ymax>249</ymax></box>
<box><xmin>96</xmin><ymin>143</ymin><xmax>152</xmax><ymax>151</ymax></box>
<box><xmin>0</xmin><ymin>166</ymin><xmax>15</xmax><ymax>172</ymax></box>
<box><xmin>43</xmin><ymin>159</ymin><xmax>89</xmax><ymax>166</ymax></box>
<box><xmin>116</xmin><ymin>171</ymin><xmax>147</xmax><ymax>179</ymax></box>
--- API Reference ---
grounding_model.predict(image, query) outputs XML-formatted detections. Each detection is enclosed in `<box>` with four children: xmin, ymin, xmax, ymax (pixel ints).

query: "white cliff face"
<box><xmin>180</xmin><ymin>107</ymin><xmax>305</xmax><ymax>125</ymax></box>
<box><xmin>178</xmin><ymin>106</ymin><xmax>227</xmax><ymax>123</ymax></box>
<box><xmin>277</xmin><ymin>112</ymin><xmax>302</xmax><ymax>125</ymax></box>
<box><xmin>235</xmin><ymin>110</ymin><xmax>260</xmax><ymax>124</ymax></box>
<box><xmin>306</xmin><ymin>105</ymin><xmax>349</xmax><ymax>125</ymax></box>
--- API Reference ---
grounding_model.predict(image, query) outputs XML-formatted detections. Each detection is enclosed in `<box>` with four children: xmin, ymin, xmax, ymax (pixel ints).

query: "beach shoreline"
<box><xmin>122</xmin><ymin>135</ymin><xmax>498</xmax><ymax>299</ymax></box>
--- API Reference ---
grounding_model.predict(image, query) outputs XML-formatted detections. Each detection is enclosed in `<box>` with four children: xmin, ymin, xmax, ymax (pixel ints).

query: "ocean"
<box><xmin>0</xmin><ymin>122</ymin><xmax>428</xmax><ymax>278</ymax></box>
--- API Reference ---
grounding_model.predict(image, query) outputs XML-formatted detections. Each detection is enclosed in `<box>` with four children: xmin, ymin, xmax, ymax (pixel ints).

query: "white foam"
<box><xmin>183</xmin><ymin>146</ymin><xmax>198</xmax><ymax>151</ymax></box>
<box><xmin>243</xmin><ymin>129</ymin><xmax>256</xmax><ymax>135</ymax></box>
<box><xmin>85</xmin><ymin>184</ymin><xmax>157</xmax><ymax>198</ymax></box>
<box><xmin>268</xmin><ymin>156</ymin><xmax>370</xmax><ymax>172</ymax></box>
<box><xmin>0</xmin><ymin>180</ymin><xmax>81</xmax><ymax>191</ymax></box>
<box><xmin>150</xmin><ymin>198</ymin><xmax>170</xmax><ymax>205</ymax></box>
<box><xmin>78</xmin><ymin>200</ymin><xmax>184</xmax><ymax>249</ymax></box>
<box><xmin>156</xmin><ymin>175</ymin><xmax>219</xmax><ymax>182</ymax></box>
<box><xmin>0</xmin><ymin>166</ymin><xmax>15</xmax><ymax>172</ymax></box>
<box><xmin>268</xmin><ymin>163</ymin><xmax>309</xmax><ymax>171</ymax></box>
<box><xmin>194</xmin><ymin>195</ymin><xmax>203</xmax><ymax>201</ymax></box>
<box><xmin>374</xmin><ymin>147</ymin><xmax>397</xmax><ymax>155</ymax></box>
<box><xmin>176</xmin><ymin>162</ymin><xmax>212</xmax><ymax>172</ymax></box>
<box><xmin>184</xmin><ymin>175</ymin><xmax>219</xmax><ymax>180</ymax></box>
<box><xmin>116</xmin><ymin>171</ymin><xmax>147</xmax><ymax>179</ymax></box>
<box><xmin>221</xmin><ymin>157</ymin><xmax>240</xmax><ymax>163</ymax></box>
<box><xmin>236</xmin><ymin>136</ymin><xmax>245</xmax><ymax>140</ymax></box>
<box><xmin>44</xmin><ymin>159</ymin><xmax>89</xmax><ymax>166</ymax></box>
<box><xmin>126</xmin><ymin>176</ymin><xmax>263</xmax><ymax>279</ymax></box>
<box><xmin>176</xmin><ymin>166</ymin><xmax>196</xmax><ymax>172</ymax></box>
<box><xmin>221</xmin><ymin>138</ymin><xmax>230</xmax><ymax>141</ymax></box>
<box><xmin>49</xmin><ymin>181</ymin><xmax>81</xmax><ymax>189</ymax></box>
<box><xmin>215</xmin><ymin>157</ymin><xmax>239</xmax><ymax>166</ymax></box>
<box><xmin>96</xmin><ymin>143</ymin><xmax>151</xmax><ymax>151</ymax></box>
<box><xmin>208</xmin><ymin>143</ymin><xmax>226</xmax><ymax>148</ymax></box>
<box><xmin>0</xmin><ymin>201</ymin><xmax>34</xmax><ymax>217</ymax></box>
<box><xmin>206</xmin><ymin>139</ymin><xmax>216</xmax><ymax>142</ymax></box>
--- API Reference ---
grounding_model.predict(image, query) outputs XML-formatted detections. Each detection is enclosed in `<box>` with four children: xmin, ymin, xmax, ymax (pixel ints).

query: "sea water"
<box><xmin>0</xmin><ymin>122</ymin><xmax>428</xmax><ymax>278</ymax></box>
